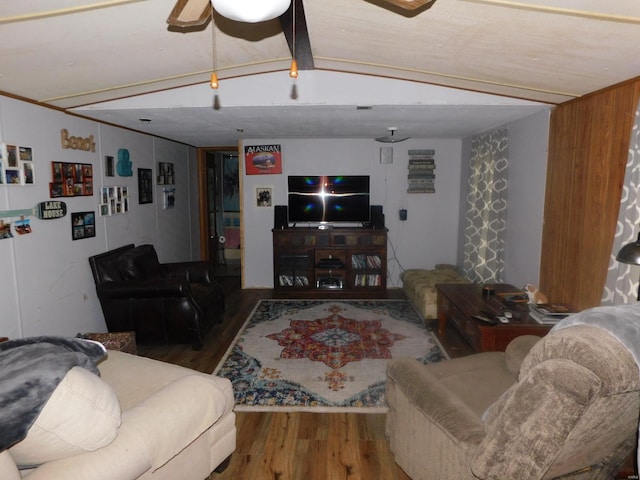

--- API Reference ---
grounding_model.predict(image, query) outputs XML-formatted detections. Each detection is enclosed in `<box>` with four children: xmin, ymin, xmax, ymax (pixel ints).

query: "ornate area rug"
<box><xmin>213</xmin><ymin>299</ymin><xmax>448</xmax><ymax>412</ymax></box>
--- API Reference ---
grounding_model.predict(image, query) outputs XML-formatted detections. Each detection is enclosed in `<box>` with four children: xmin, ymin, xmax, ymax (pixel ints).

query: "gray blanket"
<box><xmin>551</xmin><ymin>302</ymin><xmax>640</xmax><ymax>366</ymax></box>
<box><xmin>0</xmin><ymin>336</ymin><xmax>107</xmax><ymax>452</ymax></box>
<box><xmin>551</xmin><ymin>303</ymin><xmax>640</xmax><ymax>472</ymax></box>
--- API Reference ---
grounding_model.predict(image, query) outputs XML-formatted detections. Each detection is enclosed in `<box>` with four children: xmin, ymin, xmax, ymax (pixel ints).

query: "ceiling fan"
<box><xmin>167</xmin><ymin>0</ymin><xmax>436</xmax><ymax>27</ymax></box>
<box><xmin>375</xmin><ymin>127</ymin><xmax>410</xmax><ymax>143</ymax></box>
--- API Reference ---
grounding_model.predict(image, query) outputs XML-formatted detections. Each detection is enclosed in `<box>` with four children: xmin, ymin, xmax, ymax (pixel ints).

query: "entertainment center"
<box><xmin>272</xmin><ymin>227</ymin><xmax>387</xmax><ymax>298</ymax></box>
<box><xmin>272</xmin><ymin>174</ymin><xmax>387</xmax><ymax>298</ymax></box>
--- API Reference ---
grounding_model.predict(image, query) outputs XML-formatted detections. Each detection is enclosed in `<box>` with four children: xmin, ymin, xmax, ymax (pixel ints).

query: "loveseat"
<box><xmin>1</xmin><ymin>339</ymin><xmax>236</xmax><ymax>480</ymax></box>
<box><xmin>401</xmin><ymin>264</ymin><xmax>469</xmax><ymax>319</ymax></box>
<box><xmin>89</xmin><ymin>244</ymin><xmax>224</xmax><ymax>350</ymax></box>
<box><xmin>386</xmin><ymin>304</ymin><xmax>640</xmax><ymax>479</ymax></box>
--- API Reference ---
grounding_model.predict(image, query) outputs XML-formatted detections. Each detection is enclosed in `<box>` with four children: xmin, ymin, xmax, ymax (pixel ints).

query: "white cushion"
<box><xmin>9</xmin><ymin>366</ymin><xmax>121</xmax><ymax>466</ymax></box>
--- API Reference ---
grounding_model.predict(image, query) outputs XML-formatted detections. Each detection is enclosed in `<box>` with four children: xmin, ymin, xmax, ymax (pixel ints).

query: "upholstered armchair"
<box><xmin>89</xmin><ymin>244</ymin><xmax>225</xmax><ymax>350</ymax></box>
<box><xmin>386</xmin><ymin>307</ymin><xmax>640</xmax><ymax>479</ymax></box>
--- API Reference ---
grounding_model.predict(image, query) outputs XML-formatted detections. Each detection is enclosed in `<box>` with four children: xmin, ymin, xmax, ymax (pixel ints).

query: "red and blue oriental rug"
<box><xmin>213</xmin><ymin>299</ymin><xmax>448</xmax><ymax>412</ymax></box>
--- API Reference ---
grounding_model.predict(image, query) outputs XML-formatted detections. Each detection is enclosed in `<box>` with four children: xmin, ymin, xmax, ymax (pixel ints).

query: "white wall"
<box><xmin>0</xmin><ymin>93</ymin><xmax>551</xmax><ymax>340</ymax></box>
<box><xmin>0</xmin><ymin>95</ymin><xmax>199</xmax><ymax>340</ymax></box>
<box><xmin>502</xmin><ymin>110</ymin><xmax>550</xmax><ymax>288</ymax></box>
<box><xmin>241</xmin><ymin>138</ymin><xmax>464</xmax><ymax>288</ymax></box>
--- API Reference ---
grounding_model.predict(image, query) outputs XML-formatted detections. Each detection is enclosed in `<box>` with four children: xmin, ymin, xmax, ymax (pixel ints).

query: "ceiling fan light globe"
<box><xmin>210</xmin><ymin>0</ymin><xmax>291</xmax><ymax>23</ymax></box>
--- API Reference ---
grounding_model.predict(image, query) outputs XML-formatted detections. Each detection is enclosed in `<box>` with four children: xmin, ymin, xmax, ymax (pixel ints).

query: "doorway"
<box><xmin>200</xmin><ymin>148</ymin><xmax>241</xmax><ymax>277</ymax></box>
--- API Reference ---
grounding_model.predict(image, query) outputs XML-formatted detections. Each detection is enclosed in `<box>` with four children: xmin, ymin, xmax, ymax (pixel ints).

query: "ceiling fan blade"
<box><xmin>381</xmin><ymin>0</ymin><xmax>436</xmax><ymax>11</ymax></box>
<box><xmin>280</xmin><ymin>0</ymin><xmax>314</xmax><ymax>71</ymax></box>
<box><xmin>167</xmin><ymin>0</ymin><xmax>212</xmax><ymax>27</ymax></box>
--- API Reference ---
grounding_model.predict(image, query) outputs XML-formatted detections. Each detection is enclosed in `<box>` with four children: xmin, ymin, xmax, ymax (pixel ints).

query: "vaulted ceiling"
<box><xmin>1</xmin><ymin>1</ymin><xmax>638</xmax><ymax>146</ymax></box>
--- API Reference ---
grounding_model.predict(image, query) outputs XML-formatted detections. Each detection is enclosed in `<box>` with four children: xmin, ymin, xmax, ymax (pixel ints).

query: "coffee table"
<box><xmin>436</xmin><ymin>283</ymin><xmax>553</xmax><ymax>352</ymax></box>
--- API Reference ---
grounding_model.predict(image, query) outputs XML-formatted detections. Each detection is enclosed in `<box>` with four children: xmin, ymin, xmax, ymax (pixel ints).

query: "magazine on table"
<box><xmin>528</xmin><ymin>303</ymin><xmax>575</xmax><ymax>324</ymax></box>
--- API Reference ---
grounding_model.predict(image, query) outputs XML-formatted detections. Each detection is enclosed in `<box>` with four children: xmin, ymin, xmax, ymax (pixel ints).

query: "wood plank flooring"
<box><xmin>136</xmin><ymin>277</ymin><xmax>467</xmax><ymax>480</ymax></box>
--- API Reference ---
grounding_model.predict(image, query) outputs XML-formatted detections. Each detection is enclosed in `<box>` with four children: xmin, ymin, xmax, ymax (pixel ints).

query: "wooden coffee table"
<box><xmin>436</xmin><ymin>283</ymin><xmax>553</xmax><ymax>352</ymax></box>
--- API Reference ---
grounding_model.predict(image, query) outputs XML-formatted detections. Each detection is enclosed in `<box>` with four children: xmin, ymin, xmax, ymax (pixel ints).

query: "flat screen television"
<box><xmin>287</xmin><ymin>175</ymin><xmax>370</xmax><ymax>225</ymax></box>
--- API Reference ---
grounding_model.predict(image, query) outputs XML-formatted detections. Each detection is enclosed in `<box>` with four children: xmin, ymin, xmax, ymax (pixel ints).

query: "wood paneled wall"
<box><xmin>540</xmin><ymin>78</ymin><xmax>640</xmax><ymax>310</ymax></box>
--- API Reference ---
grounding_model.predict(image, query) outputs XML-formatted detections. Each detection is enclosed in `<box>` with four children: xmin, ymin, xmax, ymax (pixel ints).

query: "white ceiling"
<box><xmin>1</xmin><ymin>0</ymin><xmax>639</xmax><ymax>146</ymax></box>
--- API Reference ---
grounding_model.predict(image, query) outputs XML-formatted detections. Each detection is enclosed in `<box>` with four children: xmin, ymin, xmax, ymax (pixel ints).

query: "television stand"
<box><xmin>272</xmin><ymin>227</ymin><xmax>387</xmax><ymax>298</ymax></box>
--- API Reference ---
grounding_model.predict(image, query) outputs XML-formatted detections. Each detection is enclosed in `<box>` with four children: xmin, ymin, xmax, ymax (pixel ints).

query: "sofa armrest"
<box><xmin>0</xmin><ymin>451</ymin><xmax>21</xmax><ymax>480</ymax></box>
<box><xmin>97</xmin><ymin>279</ymin><xmax>191</xmax><ymax>299</ymax></box>
<box><xmin>505</xmin><ymin>335</ymin><xmax>541</xmax><ymax>377</ymax></box>
<box><xmin>19</xmin><ymin>374</ymin><xmax>233</xmax><ymax>480</ymax></box>
<box><xmin>123</xmin><ymin>374</ymin><xmax>231</xmax><ymax>469</ymax></box>
<box><xmin>12</xmin><ymin>422</ymin><xmax>153</xmax><ymax>480</ymax></box>
<box><xmin>159</xmin><ymin>261</ymin><xmax>214</xmax><ymax>284</ymax></box>
<box><xmin>471</xmin><ymin>360</ymin><xmax>600</xmax><ymax>480</ymax></box>
<box><xmin>386</xmin><ymin>358</ymin><xmax>485</xmax><ymax>445</ymax></box>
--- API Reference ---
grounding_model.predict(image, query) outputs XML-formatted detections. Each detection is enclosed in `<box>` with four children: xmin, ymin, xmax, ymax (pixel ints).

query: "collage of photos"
<box><xmin>100</xmin><ymin>186</ymin><xmax>129</xmax><ymax>216</ymax></box>
<box><xmin>0</xmin><ymin>144</ymin><xmax>35</xmax><ymax>185</ymax></box>
<box><xmin>50</xmin><ymin>162</ymin><xmax>93</xmax><ymax>197</ymax></box>
<box><xmin>71</xmin><ymin>211</ymin><xmax>96</xmax><ymax>240</ymax></box>
<box><xmin>157</xmin><ymin>162</ymin><xmax>174</xmax><ymax>185</ymax></box>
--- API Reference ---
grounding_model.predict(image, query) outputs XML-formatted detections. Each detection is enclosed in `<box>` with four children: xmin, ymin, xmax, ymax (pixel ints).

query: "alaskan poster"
<box><xmin>244</xmin><ymin>144</ymin><xmax>282</xmax><ymax>175</ymax></box>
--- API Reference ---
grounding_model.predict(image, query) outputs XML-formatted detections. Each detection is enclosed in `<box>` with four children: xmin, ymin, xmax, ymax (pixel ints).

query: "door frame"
<box><xmin>197</xmin><ymin>145</ymin><xmax>242</xmax><ymax>274</ymax></box>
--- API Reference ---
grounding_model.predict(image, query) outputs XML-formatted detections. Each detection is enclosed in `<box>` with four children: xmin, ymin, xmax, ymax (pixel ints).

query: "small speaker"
<box><xmin>274</xmin><ymin>205</ymin><xmax>288</xmax><ymax>229</ymax></box>
<box><xmin>370</xmin><ymin>205</ymin><xmax>385</xmax><ymax>229</ymax></box>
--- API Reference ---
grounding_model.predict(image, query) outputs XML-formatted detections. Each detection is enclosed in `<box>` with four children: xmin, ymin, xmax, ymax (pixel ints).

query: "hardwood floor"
<box><xmin>136</xmin><ymin>277</ymin><xmax>469</xmax><ymax>480</ymax></box>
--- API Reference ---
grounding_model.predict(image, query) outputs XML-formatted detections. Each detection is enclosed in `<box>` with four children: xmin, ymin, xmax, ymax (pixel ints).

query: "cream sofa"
<box><xmin>1</xmin><ymin>350</ymin><xmax>236</xmax><ymax>480</ymax></box>
<box><xmin>401</xmin><ymin>264</ymin><xmax>469</xmax><ymax>319</ymax></box>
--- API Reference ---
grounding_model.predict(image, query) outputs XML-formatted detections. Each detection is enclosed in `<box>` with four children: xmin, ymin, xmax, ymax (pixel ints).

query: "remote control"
<box><xmin>472</xmin><ymin>314</ymin><xmax>497</xmax><ymax>325</ymax></box>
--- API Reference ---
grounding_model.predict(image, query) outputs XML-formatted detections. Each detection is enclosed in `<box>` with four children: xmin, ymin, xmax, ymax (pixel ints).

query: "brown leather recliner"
<box><xmin>89</xmin><ymin>244</ymin><xmax>224</xmax><ymax>350</ymax></box>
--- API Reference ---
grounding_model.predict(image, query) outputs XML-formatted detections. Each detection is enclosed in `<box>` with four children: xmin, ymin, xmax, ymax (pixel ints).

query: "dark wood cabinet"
<box><xmin>272</xmin><ymin>227</ymin><xmax>387</xmax><ymax>298</ymax></box>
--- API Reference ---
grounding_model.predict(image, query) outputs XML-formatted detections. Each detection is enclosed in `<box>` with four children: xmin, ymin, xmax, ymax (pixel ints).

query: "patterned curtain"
<box><xmin>463</xmin><ymin>128</ymin><xmax>509</xmax><ymax>283</ymax></box>
<box><xmin>601</xmin><ymin>100</ymin><xmax>640</xmax><ymax>305</ymax></box>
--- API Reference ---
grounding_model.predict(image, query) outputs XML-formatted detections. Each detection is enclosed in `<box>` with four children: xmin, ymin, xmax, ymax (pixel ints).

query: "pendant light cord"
<box><xmin>289</xmin><ymin>0</ymin><xmax>298</xmax><ymax>78</ymax></box>
<box><xmin>210</xmin><ymin>16</ymin><xmax>219</xmax><ymax>89</ymax></box>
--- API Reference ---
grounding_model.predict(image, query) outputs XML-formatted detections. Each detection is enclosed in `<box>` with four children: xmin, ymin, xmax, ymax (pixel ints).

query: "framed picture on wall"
<box><xmin>49</xmin><ymin>161</ymin><xmax>92</xmax><ymax>197</ymax></box>
<box><xmin>244</xmin><ymin>145</ymin><xmax>282</xmax><ymax>175</ymax></box>
<box><xmin>157</xmin><ymin>162</ymin><xmax>174</xmax><ymax>185</ymax></box>
<box><xmin>163</xmin><ymin>187</ymin><xmax>176</xmax><ymax>209</ymax></box>
<box><xmin>138</xmin><ymin>168</ymin><xmax>153</xmax><ymax>204</ymax></box>
<box><xmin>6</xmin><ymin>145</ymin><xmax>18</xmax><ymax>168</ymax></box>
<box><xmin>71</xmin><ymin>211</ymin><xmax>96</xmax><ymax>240</ymax></box>
<box><xmin>105</xmin><ymin>156</ymin><xmax>115</xmax><ymax>176</ymax></box>
<box><xmin>256</xmin><ymin>187</ymin><xmax>272</xmax><ymax>207</ymax></box>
